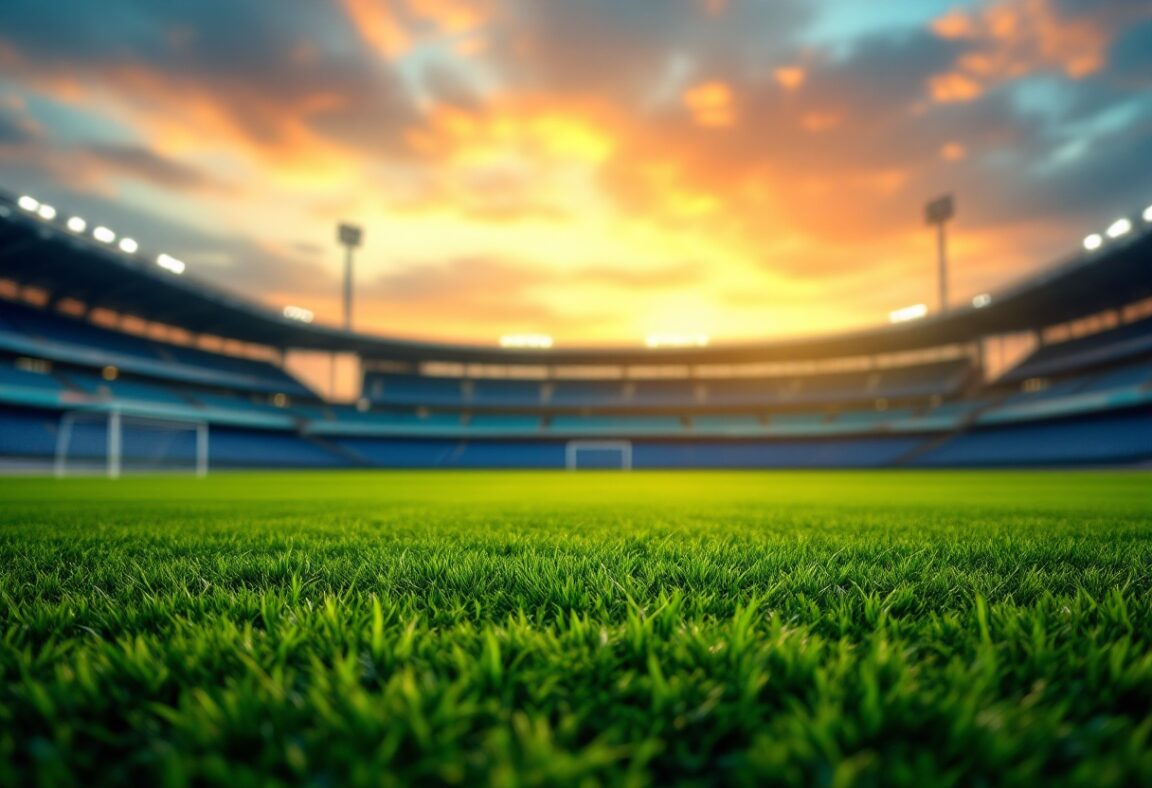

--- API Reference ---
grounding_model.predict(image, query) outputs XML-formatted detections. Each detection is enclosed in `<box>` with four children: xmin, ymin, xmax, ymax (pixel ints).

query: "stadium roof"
<box><xmin>2</xmin><ymin>191</ymin><xmax>1151</xmax><ymax>365</ymax></box>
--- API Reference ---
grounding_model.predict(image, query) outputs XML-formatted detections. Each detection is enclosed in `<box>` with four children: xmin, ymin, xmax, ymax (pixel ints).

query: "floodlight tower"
<box><xmin>338</xmin><ymin>223</ymin><xmax>363</xmax><ymax>331</ymax></box>
<box><xmin>925</xmin><ymin>194</ymin><xmax>955</xmax><ymax>314</ymax></box>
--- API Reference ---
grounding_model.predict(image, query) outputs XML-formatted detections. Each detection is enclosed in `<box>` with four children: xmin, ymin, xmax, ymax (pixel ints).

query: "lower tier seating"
<box><xmin>913</xmin><ymin>410</ymin><xmax>1152</xmax><ymax>467</ymax></box>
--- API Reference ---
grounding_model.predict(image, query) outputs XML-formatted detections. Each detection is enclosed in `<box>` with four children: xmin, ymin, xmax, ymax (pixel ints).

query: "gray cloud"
<box><xmin>80</xmin><ymin>144</ymin><xmax>236</xmax><ymax>194</ymax></box>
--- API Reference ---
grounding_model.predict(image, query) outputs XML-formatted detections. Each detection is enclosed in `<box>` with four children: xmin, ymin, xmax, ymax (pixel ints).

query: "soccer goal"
<box><xmin>565</xmin><ymin>440</ymin><xmax>633</xmax><ymax>471</ymax></box>
<box><xmin>54</xmin><ymin>409</ymin><xmax>209</xmax><ymax>478</ymax></box>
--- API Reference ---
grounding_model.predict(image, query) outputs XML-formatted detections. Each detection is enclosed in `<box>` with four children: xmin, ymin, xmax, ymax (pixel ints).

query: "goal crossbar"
<box><xmin>55</xmin><ymin>409</ymin><xmax>209</xmax><ymax>479</ymax></box>
<box><xmin>565</xmin><ymin>440</ymin><xmax>633</xmax><ymax>471</ymax></box>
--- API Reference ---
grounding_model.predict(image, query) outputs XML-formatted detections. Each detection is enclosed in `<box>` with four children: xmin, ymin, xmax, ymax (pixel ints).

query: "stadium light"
<box><xmin>500</xmin><ymin>334</ymin><xmax>553</xmax><ymax>349</ymax></box>
<box><xmin>337</xmin><ymin>223</ymin><xmax>363</xmax><ymax>331</ymax></box>
<box><xmin>283</xmin><ymin>305</ymin><xmax>314</xmax><ymax>323</ymax></box>
<box><xmin>1105</xmin><ymin>217</ymin><xmax>1132</xmax><ymax>239</ymax></box>
<box><xmin>118</xmin><ymin>237</ymin><xmax>138</xmax><ymax>254</ymax></box>
<box><xmin>66</xmin><ymin>216</ymin><xmax>87</xmax><ymax>233</ymax></box>
<box><xmin>156</xmin><ymin>253</ymin><xmax>186</xmax><ymax>275</ymax></box>
<box><xmin>645</xmin><ymin>333</ymin><xmax>710</xmax><ymax>348</ymax></box>
<box><xmin>925</xmin><ymin>194</ymin><xmax>955</xmax><ymax>313</ymax></box>
<box><xmin>972</xmin><ymin>293</ymin><xmax>992</xmax><ymax>309</ymax></box>
<box><xmin>1144</xmin><ymin>205</ymin><xmax>1152</xmax><ymax>223</ymax></box>
<box><xmin>17</xmin><ymin>195</ymin><xmax>39</xmax><ymax>212</ymax></box>
<box><xmin>889</xmin><ymin>303</ymin><xmax>928</xmax><ymax>323</ymax></box>
<box><xmin>37</xmin><ymin>204</ymin><xmax>57</xmax><ymax>221</ymax></box>
<box><xmin>92</xmin><ymin>226</ymin><xmax>116</xmax><ymax>244</ymax></box>
<box><xmin>1082</xmin><ymin>233</ymin><xmax>1103</xmax><ymax>251</ymax></box>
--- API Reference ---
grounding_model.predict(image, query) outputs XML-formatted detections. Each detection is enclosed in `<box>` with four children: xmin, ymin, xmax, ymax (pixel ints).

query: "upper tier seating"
<box><xmin>471</xmin><ymin>379</ymin><xmax>543</xmax><ymax>407</ymax></box>
<box><xmin>981</xmin><ymin>358</ymin><xmax>1152</xmax><ymax>425</ymax></box>
<box><xmin>1000</xmin><ymin>317</ymin><xmax>1152</xmax><ymax>383</ymax></box>
<box><xmin>363</xmin><ymin>373</ymin><xmax>466</xmax><ymax>407</ymax></box>
<box><xmin>548</xmin><ymin>381</ymin><xmax>626</xmax><ymax>407</ymax></box>
<box><xmin>0</xmin><ymin>299</ymin><xmax>312</xmax><ymax>396</ymax></box>
<box><xmin>62</xmin><ymin>371</ymin><xmax>193</xmax><ymax>406</ymax></box>
<box><xmin>0</xmin><ymin>360</ymin><xmax>66</xmax><ymax>393</ymax></box>
<box><xmin>630</xmin><ymin>380</ymin><xmax>700</xmax><ymax>406</ymax></box>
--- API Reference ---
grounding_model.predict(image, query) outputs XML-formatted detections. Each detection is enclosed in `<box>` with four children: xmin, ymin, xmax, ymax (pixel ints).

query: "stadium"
<box><xmin>2</xmin><ymin>0</ymin><xmax>1152</xmax><ymax>784</ymax></box>
<box><xmin>2</xmin><ymin>190</ymin><xmax>1151</xmax><ymax>472</ymax></box>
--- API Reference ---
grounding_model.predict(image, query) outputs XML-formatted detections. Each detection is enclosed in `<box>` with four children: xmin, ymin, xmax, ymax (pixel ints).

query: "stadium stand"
<box><xmin>2</xmin><ymin>187</ymin><xmax>1152</xmax><ymax>470</ymax></box>
<box><xmin>914</xmin><ymin>411</ymin><xmax>1152</xmax><ymax>466</ymax></box>
<box><xmin>1000</xmin><ymin>316</ymin><xmax>1152</xmax><ymax>382</ymax></box>
<box><xmin>0</xmin><ymin>299</ymin><xmax>311</xmax><ymax>396</ymax></box>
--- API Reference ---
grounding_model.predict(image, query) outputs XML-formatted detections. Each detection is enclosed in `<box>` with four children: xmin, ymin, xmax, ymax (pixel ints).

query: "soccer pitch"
<box><xmin>2</xmin><ymin>471</ymin><xmax>1151</xmax><ymax>785</ymax></box>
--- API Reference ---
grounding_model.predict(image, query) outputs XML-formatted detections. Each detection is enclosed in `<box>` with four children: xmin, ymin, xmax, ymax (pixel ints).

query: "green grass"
<box><xmin>1</xmin><ymin>470</ymin><xmax>1151</xmax><ymax>786</ymax></box>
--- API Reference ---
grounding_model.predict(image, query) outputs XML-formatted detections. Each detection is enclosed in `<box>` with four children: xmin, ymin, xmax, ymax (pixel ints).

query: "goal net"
<box><xmin>55</xmin><ymin>409</ymin><xmax>209</xmax><ymax>478</ymax></box>
<box><xmin>565</xmin><ymin>440</ymin><xmax>633</xmax><ymax>471</ymax></box>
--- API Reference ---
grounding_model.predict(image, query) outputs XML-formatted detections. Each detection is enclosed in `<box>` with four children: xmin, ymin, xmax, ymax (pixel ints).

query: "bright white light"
<box><xmin>889</xmin><ymin>304</ymin><xmax>928</xmax><ymax>323</ymax></box>
<box><xmin>156</xmin><ymin>253</ymin><xmax>186</xmax><ymax>275</ymax></box>
<box><xmin>92</xmin><ymin>226</ymin><xmax>116</xmax><ymax>244</ymax></box>
<box><xmin>645</xmin><ymin>333</ymin><xmax>710</xmax><ymax>348</ymax></box>
<box><xmin>500</xmin><ymin>334</ymin><xmax>553</xmax><ymax>349</ymax></box>
<box><xmin>972</xmin><ymin>293</ymin><xmax>992</xmax><ymax>309</ymax></box>
<box><xmin>118</xmin><ymin>237</ymin><xmax>138</xmax><ymax>253</ymax></box>
<box><xmin>1143</xmin><ymin>205</ymin><xmax>1152</xmax><ymax>223</ymax></box>
<box><xmin>282</xmin><ymin>305</ymin><xmax>314</xmax><ymax>323</ymax></box>
<box><xmin>17</xmin><ymin>195</ymin><xmax>39</xmax><ymax>212</ymax></box>
<box><xmin>1106</xmin><ymin>217</ymin><xmax>1132</xmax><ymax>239</ymax></box>
<box><xmin>37</xmin><ymin>204</ymin><xmax>57</xmax><ymax>220</ymax></box>
<box><xmin>1083</xmin><ymin>233</ymin><xmax>1103</xmax><ymax>251</ymax></box>
<box><xmin>66</xmin><ymin>216</ymin><xmax>87</xmax><ymax>233</ymax></box>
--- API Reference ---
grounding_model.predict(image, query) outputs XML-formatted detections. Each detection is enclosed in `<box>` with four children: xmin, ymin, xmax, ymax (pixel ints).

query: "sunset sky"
<box><xmin>1</xmin><ymin>0</ymin><xmax>1151</xmax><ymax>346</ymax></box>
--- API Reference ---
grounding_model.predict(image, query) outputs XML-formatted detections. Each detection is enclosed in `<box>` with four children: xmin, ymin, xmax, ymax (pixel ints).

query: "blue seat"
<box><xmin>916</xmin><ymin>411</ymin><xmax>1152</xmax><ymax>466</ymax></box>
<box><xmin>471</xmin><ymin>379</ymin><xmax>542</xmax><ymax>407</ymax></box>
<box><xmin>630</xmin><ymin>380</ymin><xmax>697</xmax><ymax>407</ymax></box>
<box><xmin>364</xmin><ymin>374</ymin><xmax>466</xmax><ymax>407</ymax></box>
<box><xmin>0</xmin><ymin>300</ymin><xmax>314</xmax><ymax>396</ymax></box>
<box><xmin>548</xmin><ymin>381</ymin><xmax>626</xmax><ymax>407</ymax></box>
<box><xmin>549</xmin><ymin>415</ymin><xmax>683</xmax><ymax>433</ymax></box>
<box><xmin>691</xmin><ymin>414</ymin><xmax>761</xmax><ymax>429</ymax></box>
<box><xmin>1002</xmin><ymin>318</ymin><xmax>1152</xmax><ymax>382</ymax></box>
<box><xmin>0</xmin><ymin>362</ymin><xmax>65</xmax><ymax>392</ymax></box>
<box><xmin>469</xmin><ymin>414</ymin><xmax>541</xmax><ymax>430</ymax></box>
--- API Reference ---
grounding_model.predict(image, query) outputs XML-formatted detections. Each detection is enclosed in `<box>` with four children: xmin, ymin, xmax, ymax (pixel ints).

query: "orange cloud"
<box><xmin>12</xmin><ymin>59</ymin><xmax>369</xmax><ymax>194</ymax></box>
<box><xmin>695</xmin><ymin>0</ymin><xmax>728</xmax><ymax>16</ymax></box>
<box><xmin>940</xmin><ymin>142</ymin><xmax>967</xmax><ymax>162</ymax></box>
<box><xmin>341</xmin><ymin>0</ymin><xmax>409</xmax><ymax>58</ymax></box>
<box><xmin>928</xmin><ymin>72</ymin><xmax>984</xmax><ymax>103</ymax></box>
<box><xmin>408</xmin><ymin>0</ymin><xmax>488</xmax><ymax>34</ymax></box>
<box><xmin>395</xmin><ymin>100</ymin><xmax>622</xmax><ymax>223</ymax></box>
<box><xmin>932</xmin><ymin>11</ymin><xmax>975</xmax><ymax>40</ymax></box>
<box><xmin>413</xmin><ymin>102</ymin><xmax>615</xmax><ymax>164</ymax></box>
<box><xmin>801</xmin><ymin>111</ymin><xmax>841</xmax><ymax>132</ymax></box>
<box><xmin>927</xmin><ymin>0</ymin><xmax>1109</xmax><ymax>103</ymax></box>
<box><xmin>682</xmin><ymin>81</ymin><xmax>736</xmax><ymax>128</ymax></box>
<box><xmin>774</xmin><ymin>66</ymin><xmax>806</xmax><ymax>91</ymax></box>
<box><xmin>340</xmin><ymin>0</ymin><xmax>491</xmax><ymax>58</ymax></box>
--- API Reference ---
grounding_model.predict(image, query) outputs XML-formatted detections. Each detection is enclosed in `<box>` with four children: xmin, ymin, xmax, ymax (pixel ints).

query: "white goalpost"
<box><xmin>55</xmin><ymin>409</ymin><xmax>209</xmax><ymax>478</ymax></box>
<box><xmin>565</xmin><ymin>440</ymin><xmax>633</xmax><ymax>471</ymax></box>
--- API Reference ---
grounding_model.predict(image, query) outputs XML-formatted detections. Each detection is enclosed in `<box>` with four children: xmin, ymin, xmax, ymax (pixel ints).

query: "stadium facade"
<box><xmin>1</xmin><ymin>190</ymin><xmax>1151</xmax><ymax>472</ymax></box>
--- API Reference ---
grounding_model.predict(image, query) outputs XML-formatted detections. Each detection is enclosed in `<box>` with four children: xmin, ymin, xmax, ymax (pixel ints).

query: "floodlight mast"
<box><xmin>925</xmin><ymin>194</ymin><xmax>955</xmax><ymax>314</ymax></box>
<box><xmin>338</xmin><ymin>223</ymin><xmax>363</xmax><ymax>331</ymax></box>
<box><xmin>330</xmin><ymin>223</ymin><xmax>364</xmax><ymax>400</ymax></box>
